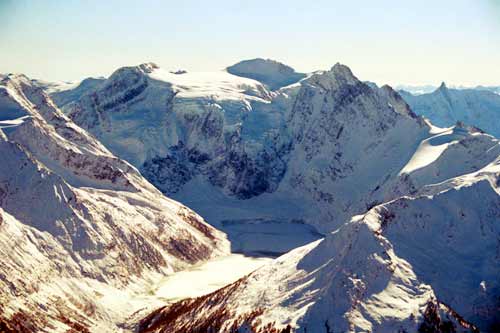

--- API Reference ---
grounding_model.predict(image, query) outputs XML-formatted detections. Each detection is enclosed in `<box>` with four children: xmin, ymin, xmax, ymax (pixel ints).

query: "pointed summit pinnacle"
<box><xmin>331</xmin><ymin>63</ymin><xmax>355</xmax><ymax>79</ymax></box>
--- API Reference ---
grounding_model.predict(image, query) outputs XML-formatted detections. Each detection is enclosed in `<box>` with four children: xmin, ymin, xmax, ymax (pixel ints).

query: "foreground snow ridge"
<box><xmin>138</xmin><ymin>159</ymin><xmax>499</xmax><ymax>332</ymax></box>
<box><xmin>0</xmin><ymin>74</ymin><xmax>229</xmax><ymax>332</ymax></box>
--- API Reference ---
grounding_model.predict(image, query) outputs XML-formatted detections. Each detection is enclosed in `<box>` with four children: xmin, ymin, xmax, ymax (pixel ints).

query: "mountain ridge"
<box><xmin>0</xmin><ymin>74</ymin><xmax>229</xmax><ymax>332</ymax></box>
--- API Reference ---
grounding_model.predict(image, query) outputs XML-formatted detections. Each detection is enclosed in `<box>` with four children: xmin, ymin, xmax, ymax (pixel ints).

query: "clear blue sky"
<box><xmin>1</xmin><ymin>0</ymin><xmax>499</xmax><ymax>86</ymax></box>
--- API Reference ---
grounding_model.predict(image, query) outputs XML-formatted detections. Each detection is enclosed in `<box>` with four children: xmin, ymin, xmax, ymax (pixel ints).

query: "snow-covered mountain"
<box><xmin>396</xmin><ymin>84</ymin><xmax>500</xmax><ymax>96</ymax></box>
<box><xmin>400</xmin><ymin>83</ymin><xmax>500</xmax><ymax>137</ymax></box>
<box><xmin>51</xmin><ymin>77</ymin><xmax>106</xmax><ymax>108</ymax></box>
<box><xmin>395</xmin><ymin>84</ymin><xmax>438</xmax><ymax>95</ymax></box>
<box><xmin>0</xmin><ymin>74</ymin><xmax>229</xmax><ymax>332</ymax></box>
<box><xmin>63</xmin><ymin>61</ymin><xmax>500</xmax><ymax>235</ymax></box>
<box><xmin>475</xmin><ymin>85</ymin><xmax>500</xmax><ymax>95</ymax></box>
<box><xmin>2</xmin><ymin>59</ymin><xmax>499</xmax><ymax>332</ymax></box>
<box><xmin>64</xmin><ymin>62</ymin><xmax>283</xmax><ymax>198</ymax></box>
<box><xmin>137</xmin><ymin>157</ymin><xmax>500</xmax><ymax>333</ymax></box>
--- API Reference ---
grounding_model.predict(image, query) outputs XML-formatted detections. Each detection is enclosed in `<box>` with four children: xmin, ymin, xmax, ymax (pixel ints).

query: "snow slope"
<box><xmin>400</xmin><ymin>83</ymin><xmax>500</xmax><ymax>137</ymax></box>
<box><xmin>226</xmin><ymin>58</ymin><xmax>307</xmax><ymax>90</ymax></box>
<box><xmin>138</xmin><ymin>157</ymin><xmax>500</xmax><ymax>333</ymax></box>
<box><xmin>51</xmin><ymin>77</ymin><xmax>106</xmax><ymax>107</ymax></box>
<box><xmin>0</xmin><ymin>74</ymin><xmax>229</xmax><ymax>332</ymax></box>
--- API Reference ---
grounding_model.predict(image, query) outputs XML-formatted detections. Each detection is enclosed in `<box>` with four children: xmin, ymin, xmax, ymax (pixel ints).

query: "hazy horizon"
<box><xmin>1</xmin><ymin>0</ymin><xmax>499</xmax><ymax>86</ymax></box>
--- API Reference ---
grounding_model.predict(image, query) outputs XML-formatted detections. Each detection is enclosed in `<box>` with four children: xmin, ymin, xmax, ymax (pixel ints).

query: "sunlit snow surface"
<box><xmin>400</xmin><ymin>126</ymin><xmax>460</xmax><ymax>174</ymax></box>
<box><xmin>152</xmin><ymin>254</ymin><xmax>272</xmax><ymax>302</ymax></box>
<box><xmin>0</xmin><ymin>115</ymin><xmax>31</xmax><ymax>128</ymax></box>
<box><xmin>149</xmin><ymin>68</ymin><xmax>269</xmax><ymax>101</ymax></box>
<box><xmin>78</xmin><ymin>254</ymin><xmax>273</xmax><ymax>331</ymax></box>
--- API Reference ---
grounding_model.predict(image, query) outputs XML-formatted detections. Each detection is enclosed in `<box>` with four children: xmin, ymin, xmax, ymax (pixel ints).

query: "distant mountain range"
<box><xmin>399</xmin><ymin>83</ymin><xmax>500</xmax><ymax>138</ymax></box>
<box><xmin>396</xmin><ymin>84</ymin><xmax>500</xmax><ymax>95</ymax></box>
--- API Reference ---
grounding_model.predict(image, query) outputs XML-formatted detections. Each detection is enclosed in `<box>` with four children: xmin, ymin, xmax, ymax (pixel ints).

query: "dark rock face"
<box><xmin>208</xmin><ymin>149</ymin><xmax>277</xmax><ymax>199</ymax></box>
<box><xmin>418</xmin><ymin>301</ymin><xmax>479</xmax><ymax>333</ymax></box>
<box><xmin>142</xmin><ymin>135</ymin><xmax>290</xmax><ymax>199</ymax></box>
<box><xmin>142</xmin><ymin>144</ymin><xmax>194</xmax><ymax>195</ymax></box>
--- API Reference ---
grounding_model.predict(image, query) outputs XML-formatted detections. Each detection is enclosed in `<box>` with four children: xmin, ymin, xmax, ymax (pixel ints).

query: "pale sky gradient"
<box><xmin>1</xmin><ymin>0</ymin><xmax>499</xmax><ymax>86</ymax></box>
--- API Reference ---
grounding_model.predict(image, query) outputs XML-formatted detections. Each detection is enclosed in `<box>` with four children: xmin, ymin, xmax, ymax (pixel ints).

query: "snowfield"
<box><xmin>148</xmin><ymin>65</ymin><xmax>271</xmax><ymax>102</ymax></box>
<box><xmin>400</xmin><ymin>125</ymin><xmax>465</xmax><ymax>174</ymax></box>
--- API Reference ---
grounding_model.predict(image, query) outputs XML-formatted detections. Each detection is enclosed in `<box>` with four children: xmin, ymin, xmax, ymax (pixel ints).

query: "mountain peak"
<box><xmin>108</xmin><ymin>62</ymin><xmax>159</xmax><ymax>80</ymax></box>
<box><xmin>319</xmin><ymin>63</ymin><xmax>360</xmax><ymax>87</ymax></box>
<box><xmin>138</xmin><ymin>62</ymin><xmax>160</xmax><ymax>73</ymax></box>
<box><xmin>228</xmin><ymin>58</ymin><xmax>295</xmax><ymax>73</ymax></box>
<box><xmin>331</xmin><ymin>62</ymin><xmax>354</xmax><ymax>78</ymax></box>
<box><xmin>2</xmin><ymin>73</ymin><xmax>31</xmax><ymax>85</ymax></box>
<box><xmin>226</xmin><ymin>58</ymin><xmax>305</xmax><ymax>90</ymax></box>
<box><xmin>438</xmin><ymin>81</ymin><xmax>448</xmax><ymax>91</ymax></box>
